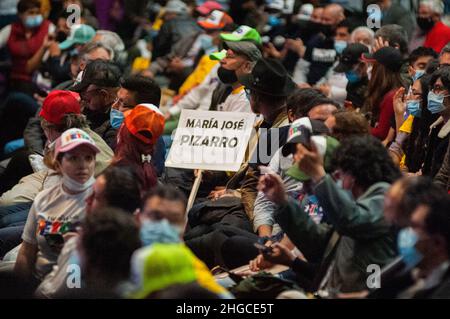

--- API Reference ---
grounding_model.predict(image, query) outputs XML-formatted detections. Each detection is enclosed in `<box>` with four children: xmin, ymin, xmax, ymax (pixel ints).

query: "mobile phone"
<box><xmin>254</xmin><ymin>242</ymin><xmax>273</xmax><ymax>254</ymax></box>
<box><xmin>299</xmin><ymin>125</ymin><xmax>312</xmax><ymax>150</ymax></box>
<box><xmin>45</xmin><ymin>233</ymin><xmax>65</xmax><ymax>247</ymax></box>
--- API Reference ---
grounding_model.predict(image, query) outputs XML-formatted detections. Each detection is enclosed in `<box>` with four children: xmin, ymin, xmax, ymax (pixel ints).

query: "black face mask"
<box><xmin>307</xmin><ymin>21</ymin><xmax>322</xmax><ymax>31</ymax></box>
<box><xmin>56</xmin><ymin>30</ymin><xmax>68</xmax><ymax>43</ymax></box>
<box><xmin>417</xmin><ymin>17</ymin><xmax>435</xmax><ymax>31</ymax></box>
<box><xmin>320</xmin><ymin>23</ymin><xmax>335</xmax><ymax>38</ymax></box>
<box><xmin>218</xmin><ymin>66</ymin><xmax>238</xmax><ymax>84</ymax></box>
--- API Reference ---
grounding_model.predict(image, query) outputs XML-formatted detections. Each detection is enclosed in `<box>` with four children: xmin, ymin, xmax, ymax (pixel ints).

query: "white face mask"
<box><xmin>62</xmin><ymin>174</ymin><xmax>95</xmax><ymax>193</ymax></box>
<box><xmin>74</xmin><ymin>70</ymin><xmax>83</xmax><ymax>85</ymax></box>
<box><xmin>367</xmin><ymin>64</ymin><xmax>373</xmax><ymax>81</ymax></box>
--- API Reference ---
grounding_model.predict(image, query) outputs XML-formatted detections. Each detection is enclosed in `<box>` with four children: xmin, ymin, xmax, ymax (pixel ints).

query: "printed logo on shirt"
<box><xmin>312</xmin><ymin>48</ymin><xmax>336</xmax><ymax>63</ymax></box>
<box><xmin>209</xmin><ymin>77</ymin><xmax>219</xmax><ymax>86</ymax></box>
<box><xmin>37</xmin><ymin>217</ymin><xmax>77</xmax><ymax>236</ymax></box>
<box><xmin>298</xmin><ymin>193</ymin><xmax>324</xmax><ymax>224</ymax></box>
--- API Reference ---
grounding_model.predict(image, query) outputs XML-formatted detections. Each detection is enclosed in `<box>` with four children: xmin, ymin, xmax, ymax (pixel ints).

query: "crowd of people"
<box><xmin>0</xmin><ymin>0</ymin><xmax>450</xmax><ymax>299</ymax></box>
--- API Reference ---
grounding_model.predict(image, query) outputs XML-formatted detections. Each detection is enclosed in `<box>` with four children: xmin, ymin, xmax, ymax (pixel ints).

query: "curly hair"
<box><xmin>330</xmin><ymin>109</ymin><xmax>370</xmax><ymax>141</ymax></box>
<box><xmin>331</xmin><ymin>135</ymin><xmax>401</xmax><ymax>190</ymax></box>
<box><xmin>41</xmin><ymin>113</ymin><xmax>89</xmax><ymax>133</ymax></box>
<box><xmin>286</xmin><ymin>88</ymin><xmax>326</xmax><ymax>119</ymax></box>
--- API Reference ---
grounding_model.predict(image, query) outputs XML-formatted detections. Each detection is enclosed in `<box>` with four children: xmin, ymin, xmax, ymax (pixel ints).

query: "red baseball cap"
<box><xmin>39</xmin><ymin>90</ymin><xmax>81</xmax><ymax>125</ymax></box>
<box><xmin>124</xmin><ymin>104</ymin><xmax>165</xmax><ymax>145</ymax></box>
<box><xmin>198</xmin><ymin>10</ymin><xmax>234</xmax><ymax>31</ymax></box>
<box><xmin>196</xmin><ymin>1</ymin><xmax>223</xmax><ymax>16</ymax></box>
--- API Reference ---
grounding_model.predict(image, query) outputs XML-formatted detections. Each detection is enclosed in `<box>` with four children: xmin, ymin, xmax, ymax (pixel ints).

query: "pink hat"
<box><xmin>54</xmin><ymin>128</ymin><xmax>100</xmax><ymax>160</ymax></box>
<box><xmin>196</xmin><ymin>1</ymin><xmax>223</xmax><ymax>16</ymax></box>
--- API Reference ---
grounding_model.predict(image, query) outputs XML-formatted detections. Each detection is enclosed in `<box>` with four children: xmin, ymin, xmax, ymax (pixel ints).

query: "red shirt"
<box><xmin>371</xmin><ymin>89</ymin><xmax>396</xmax><ymax>140</ymax></box>
<box><xmin>424</xmin><ymin>21</ymin><xmax>450</xmax><ymax>54</ymax></box>
<box><xmin>7</xmin><ymin>20</ymin><xmax>50</xmax><ymax>82</ymax></box>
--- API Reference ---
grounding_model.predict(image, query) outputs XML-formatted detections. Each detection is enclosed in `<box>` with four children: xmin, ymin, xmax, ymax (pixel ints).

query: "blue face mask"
<box><xmin>110</xmin><ymin>108</ymin><xmax>124</xmax><ymax>129</ymax></box>
<box><xmin>397</xmin><ymin>227</ymin><xmax>423</xmax><ymax>270</ymax></box>
<box><xmin>334</xmin><ymin>40</ymin><xmax>347</xmax><ymax>55</ymax></box>
<box><xmin>140</xmin><ymin>219</ymin><xmax>182</xmax><ymax>247</ymax></box>
<box><xmin>412</xmin><ymin>69</ymin><xmax>425</xmax><ymax>82</ymax></box>
<box><xmin>24</xmin><ymin>14</ymin><xmax>43</xmax><ymax>29</ymax></box>
<box><xmin>70</xmin><ymin>47</ymin><xmax>79</xmax><ymax>57</ymax></box>
<box><xmin>406</xmin><ymin>100</ymin><xmax>422</xmax><ymax>117</ymax></box>
<box><xmin>268</xmin><ymin>15</ymin><xmax>282</xmax><ymax>27</ymax></box>
<box><xmin>345</xmin><ymin>70</ymin><xmax>361</xmax><ymax>84</ymax></box>
<box><xmin>427</xmin><ymin>91</ymin><xmax>448</xmax><ymax>114</ymax></box>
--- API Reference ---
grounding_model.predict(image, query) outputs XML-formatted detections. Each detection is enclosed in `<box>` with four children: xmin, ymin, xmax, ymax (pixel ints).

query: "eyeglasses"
<box><xmin>113</xmin><ymin>97</ymin><xmax>134</xmax><ymax>109</ymax></box>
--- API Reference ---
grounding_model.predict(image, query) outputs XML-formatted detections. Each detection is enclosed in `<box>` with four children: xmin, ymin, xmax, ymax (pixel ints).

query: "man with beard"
<box><xmin>163</xmin><ymin>26</ymin><xmax>261</xmax><ymax>200</ymax></box>
<box><xmin>72</xmin><ymin>60</ymin><xmax>121</xmax><ymax>150</ymax></box>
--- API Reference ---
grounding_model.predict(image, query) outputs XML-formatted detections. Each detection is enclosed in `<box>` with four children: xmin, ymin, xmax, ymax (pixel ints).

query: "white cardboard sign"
<box><xmin>165</xmin><ymin>110</ymin><xmax>256</xmax><ymax>172</ymax></box>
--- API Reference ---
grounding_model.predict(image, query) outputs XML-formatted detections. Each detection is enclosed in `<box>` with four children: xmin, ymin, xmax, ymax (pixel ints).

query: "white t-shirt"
<box><xmin>217</xmin><ymin>86</ymin><xmax>252</xmax><ymax>113</ymax></box>
<box><xmin>169</xmin><ymin>63</ymin><xmax>220</xmax><ymax>116</ymax></box>
<box><xmin>35</xmin><ymin>236</ymin><xmax>79</xmax><ymax>298</ymax></box>
<box><xmin>22</xmin><ymin>183</ymin><xmax>92</xmax><ymax>280</ymax></box>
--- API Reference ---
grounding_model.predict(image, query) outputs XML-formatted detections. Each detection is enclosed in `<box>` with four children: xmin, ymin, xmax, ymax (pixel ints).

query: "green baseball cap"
<box><xmin>220</xmin><ymin>25</ymin><xmax>262</xmax><ymax>45</ymax></box>
<box><xmin>286</xmin><ymin>135</ymin><xmax>340</xmax><ymax>182</ymax></box>
<box><xmin>210</xmin><ymin>49</ymin><xmax>227</xmax><ymax>61</ymax></box>
<box><xmin>59</xmin><ymin>24</ymin><xmax>96</xmax><ymax>50</ymax></box>
<box><xmin>129</xmin><ymin>243</ymin><xmax>198</xmax><ymax>299</ymax></box>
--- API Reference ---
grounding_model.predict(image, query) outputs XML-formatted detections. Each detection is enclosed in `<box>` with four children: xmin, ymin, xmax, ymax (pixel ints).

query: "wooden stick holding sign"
<box><xmin>186</xmin><ymin>169</ymin><xmax>203</xmax><ymax>214</ymax></box>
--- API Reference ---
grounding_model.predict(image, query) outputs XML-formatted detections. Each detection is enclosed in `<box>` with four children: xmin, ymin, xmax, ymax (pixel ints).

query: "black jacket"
<box><xmin>152</xmin><ymin>16</ymin><xmax>201</xmax><ymax>59</ymax></box>
<box><xmin>370</xmin><ymin>263</ymin><xmax>450</xmax><ymax>299</ymax></box>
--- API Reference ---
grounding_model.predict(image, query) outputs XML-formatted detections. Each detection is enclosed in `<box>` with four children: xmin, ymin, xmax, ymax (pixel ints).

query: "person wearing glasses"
<box><xmin>72</xmin><ymin>60</ymin><xmax>121</xmax><ymax>150</ymax></box>
<box><xmin>108</xmin><ymin>75</ymin><xmax>166</xmax><ymax>177</ymax></box>
<box><xmin>421</xmin><ymin>66</ymin><xmax>450</xmax><ymax>178</ymax></box>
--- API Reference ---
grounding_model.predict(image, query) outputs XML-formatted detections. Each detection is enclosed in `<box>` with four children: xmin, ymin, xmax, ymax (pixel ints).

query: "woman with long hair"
<box><xmin>112</xmin><ymin>103</ymin><xmax>165</xmax><ymax>192</ymax></box>
<box><xmin>362</xmin><ymin>47</ymin><xmax>405</xmax><ymax>140</ymax></box>
<box><xmin>421</xmin><ymin>66</ymin><xmax>450</xmax><ymax>177</ymax></box>
<box><xmin>403</xmin><ymin>73</ymin><xmax>440</xmax><ymax>172</ymax></box>
<box><xmin>388</xmin><ymin>59</ymin><xmax>440</xmax><ymax>171</ymax></box>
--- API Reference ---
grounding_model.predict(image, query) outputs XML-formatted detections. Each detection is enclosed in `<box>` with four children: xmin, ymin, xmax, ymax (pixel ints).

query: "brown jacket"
<box><xmin>226</xmin><ymin>110</ymin><xmax>289</xmax><ymax>220</ymax></box>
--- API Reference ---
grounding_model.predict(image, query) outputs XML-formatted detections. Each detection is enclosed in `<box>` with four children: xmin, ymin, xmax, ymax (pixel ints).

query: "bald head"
<box><xmin>322</xmin><ymin>4</ymin><xmax>345</xmax><ymax>26</ymax></box>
